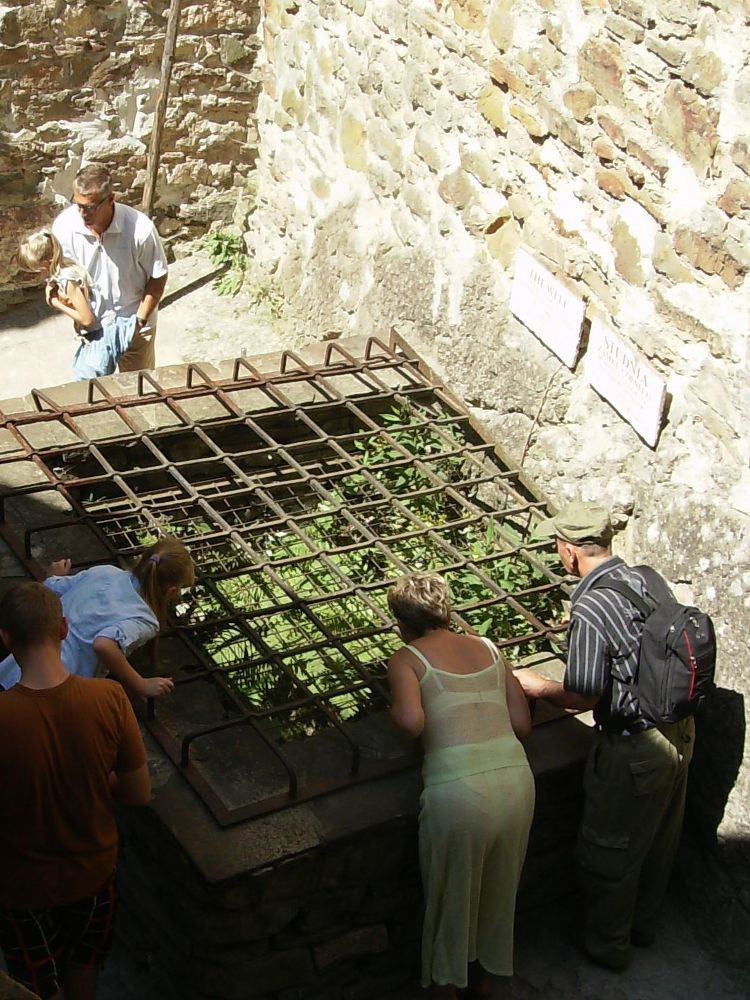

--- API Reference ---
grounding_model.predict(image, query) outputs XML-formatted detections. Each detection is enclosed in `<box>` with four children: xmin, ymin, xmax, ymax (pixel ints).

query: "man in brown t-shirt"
<box><xmin>0</xmin><ymin>582</ymin><xmax>151</xmax><ymax>1000</ymax></box>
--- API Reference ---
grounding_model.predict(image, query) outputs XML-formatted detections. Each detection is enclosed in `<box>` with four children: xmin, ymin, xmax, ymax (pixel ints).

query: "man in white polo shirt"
<box><xmin>52</xmin><ymin>164</ymin><xmax>168</xmax><ymax>372</ymax></box>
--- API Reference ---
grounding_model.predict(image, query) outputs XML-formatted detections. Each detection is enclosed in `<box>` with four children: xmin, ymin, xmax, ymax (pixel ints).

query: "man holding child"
<box><xmin>52</xmin><ymin>164</ymin><xmax>169</xmax><ymax>371</ymax></box>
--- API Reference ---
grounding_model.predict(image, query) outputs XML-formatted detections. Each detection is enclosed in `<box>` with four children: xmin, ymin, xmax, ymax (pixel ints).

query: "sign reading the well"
<box><xmin>586</xmin><ymin>317</ymin><xmax>666</xmax><ymax>447</ymax></box>
<box><xmin>509</xmin><ymin>248</ymin><xmax>585</xmax><ymax>368</ymax></box>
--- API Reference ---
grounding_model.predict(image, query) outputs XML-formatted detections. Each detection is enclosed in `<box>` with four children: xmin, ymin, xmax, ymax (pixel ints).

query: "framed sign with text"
<box><xmin>585</xmin><ymin>317</ymin><xmax>666</xmax><ymax>447</ymax></box>
<box><xmin>509</xmin><ymin>248</ymin><xmax>585</xmax><ymax>368</ymax></box>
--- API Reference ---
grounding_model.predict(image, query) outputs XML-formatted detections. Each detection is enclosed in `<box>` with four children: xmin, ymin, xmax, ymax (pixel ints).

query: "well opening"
<box><xmin>0</xmin><ymin>334</ymin><xmax>570</xmax><ymax>828</ymax></box>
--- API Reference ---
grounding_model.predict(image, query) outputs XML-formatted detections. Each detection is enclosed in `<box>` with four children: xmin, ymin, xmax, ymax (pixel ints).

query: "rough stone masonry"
<box><xmin>1</xmin><ymin>0</ymin><xmax>750</xmax><ymax>970</ymax></box>
<box><xmin>0</xmin><ymin>0</ymin><xmax>261</xmax><ymax>308</ymax></box>
<box><xmin>245</xmin><ymin>0</ymin><xmax>750</xmax><ymax>964</ymax></box>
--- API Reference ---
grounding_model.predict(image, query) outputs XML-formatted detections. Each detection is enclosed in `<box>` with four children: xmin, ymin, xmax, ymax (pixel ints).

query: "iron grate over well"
<box><xmin>0</xmin><ymin>333</ymin><xmax>570</xmax><ymax>825</ymax></box>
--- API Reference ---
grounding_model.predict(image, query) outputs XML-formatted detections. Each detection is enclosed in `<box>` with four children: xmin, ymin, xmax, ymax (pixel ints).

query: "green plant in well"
<box><xmin>104</xmin><ymin>399</ymin><xmax>565</xmax><ymax>741</ymax></box>
<box><xmin>203</xmin><ymin>230</ymin><xmax>248</xmax><ymax>296</ymax></box>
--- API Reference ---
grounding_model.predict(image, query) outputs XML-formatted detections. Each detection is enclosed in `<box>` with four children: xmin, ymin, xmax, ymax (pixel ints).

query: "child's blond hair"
<box><xmin>133</xmin><ymin>537</ymin><xmax>196</xmax><ymax>626</ymax></box>
<box><xmin>17</xmin><ymin>229</ymin><xmax>67</xmax><ymax>276</ymax></box>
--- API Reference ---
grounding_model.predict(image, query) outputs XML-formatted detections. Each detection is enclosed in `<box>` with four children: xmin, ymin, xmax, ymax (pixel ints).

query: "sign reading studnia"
<box><xmin>586</xmin><ymin>316</ymin><xmax>666</xmax><ymax>447</ymax></box>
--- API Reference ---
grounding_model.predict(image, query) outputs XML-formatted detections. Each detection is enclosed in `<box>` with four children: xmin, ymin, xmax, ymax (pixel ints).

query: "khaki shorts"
<box><xmin>117</xmin><ymin>317</ymin><xmax>157</xmax><ymax>372</ymax></box>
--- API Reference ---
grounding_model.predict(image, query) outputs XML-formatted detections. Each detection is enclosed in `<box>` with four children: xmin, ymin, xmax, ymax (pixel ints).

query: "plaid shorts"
<box><xmin>0</xmin><ymin>871</ymin><xmax>117</xmax><ymax>1000</ymax></box>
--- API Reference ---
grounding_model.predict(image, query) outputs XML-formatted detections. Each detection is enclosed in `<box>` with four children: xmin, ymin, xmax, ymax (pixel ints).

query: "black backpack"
<box><xmin>589</xmin><ymin>565</ymin><xmax>716</xmax><ymax>724</ymax></box>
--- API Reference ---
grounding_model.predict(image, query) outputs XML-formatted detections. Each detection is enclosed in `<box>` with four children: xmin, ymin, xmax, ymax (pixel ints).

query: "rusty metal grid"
<box><xmin>0</xmin><ymin>334</ymin><xmax>568</xmax><ymax>825</ymax></box>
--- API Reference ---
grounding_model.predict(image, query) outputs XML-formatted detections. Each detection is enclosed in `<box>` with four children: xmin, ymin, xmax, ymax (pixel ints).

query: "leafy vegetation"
<box><xmin>109</xmin><ymin>400</ymin><xmax>564</xmax><ymax>743</ymax></box>
<box><xmin>203</xmin><ymin>230</ymin><xmax>248</xmax><ymax>296</ymax></box>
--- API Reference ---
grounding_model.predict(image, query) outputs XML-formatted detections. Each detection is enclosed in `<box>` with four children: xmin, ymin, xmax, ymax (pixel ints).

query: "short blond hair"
<box><xmin>387</xmin><ymin>572</ymin><xmax>451</xmax><ymax>635</ymax></box>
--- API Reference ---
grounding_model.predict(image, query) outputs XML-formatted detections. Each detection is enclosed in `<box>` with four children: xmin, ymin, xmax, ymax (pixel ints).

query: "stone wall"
<box><xmin>245</xmin><ymin>0</ymin><xmax>750</xmax><ymax>957</ymax></box>
<box><xmin>0</xmin><ymin>0</ymin><xmax>261</xmax><ymax>307</ymax></box>
<box><xmin>115</xmin><ymin>738</ymin><xmax>584</xmax><ymax>1000</ymax></box>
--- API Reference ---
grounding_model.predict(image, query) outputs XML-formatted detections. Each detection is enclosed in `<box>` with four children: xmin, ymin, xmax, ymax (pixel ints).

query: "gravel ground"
<box><xmin>0</xmin><ymin>245</ymin><xmax>296</xmax><ymax>401</ymax></box>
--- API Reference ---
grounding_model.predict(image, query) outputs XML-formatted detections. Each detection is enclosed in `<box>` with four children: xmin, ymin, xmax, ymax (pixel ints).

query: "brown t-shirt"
<box><xmin>0</xmin><ymin>674</ymin><xmax>146</xmax><ymax>908</ymax></box>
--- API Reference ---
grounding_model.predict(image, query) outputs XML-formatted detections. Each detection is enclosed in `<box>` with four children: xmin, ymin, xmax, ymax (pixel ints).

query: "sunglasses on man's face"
<box><xmin>73</xmin><ymin>194</ymin><xmax>110</xmax><ymax>215</ymax></box>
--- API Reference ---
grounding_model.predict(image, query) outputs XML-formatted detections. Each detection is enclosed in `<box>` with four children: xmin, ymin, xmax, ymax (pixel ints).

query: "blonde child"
<box><xmin>0</xmin><ymin>537</ymin><xmax>195</xmax><ymax>701</ymax></box>
<box><xmin>17</xmin><ymin>229</ymin><xmax>138</xmax><ymax>381</ymax></box>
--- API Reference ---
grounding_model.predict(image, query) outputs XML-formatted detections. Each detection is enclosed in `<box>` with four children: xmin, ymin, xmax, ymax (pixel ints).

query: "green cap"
<box><xmin>535</xmin><ymin>501</ymin><xmax>613</xmax><ymax>544</ymax></box>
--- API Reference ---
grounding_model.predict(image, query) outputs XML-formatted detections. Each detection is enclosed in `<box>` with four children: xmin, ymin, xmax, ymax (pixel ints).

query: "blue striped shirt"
<box><xmin>563</xmin><ymin>556</ymin><xmax>667</xmax><ymax>729</ymax></box>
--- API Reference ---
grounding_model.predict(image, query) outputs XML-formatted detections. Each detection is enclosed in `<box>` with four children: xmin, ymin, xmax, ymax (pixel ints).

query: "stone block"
<box><xmin>313</xmin><ymin>925</ymin><xmax>388</xmax><ymax>971</ymax></box>
<box><xmin>543</xmin><ymin>103</ymin><xmax>583</xmax><ymax>153</ymax></box>
<box><xmin>507</xmin><ymin>193</ymin><xmax>535</xmax><ymax>220</ymax></box>
<box><xmin>0</xmin><ymin>41</ymin><xmax>27</xmax><ymax>66</ymax></box>
<box><xmin>580</xmin><ymin>263</ymin><xmax>619</xmax><ymax>316</ymax></box>
<box><xmin>645</xmin><ymin>34</ymin><xmax>685</xmax><ymax>68</ymax></box>
<box><xmin>612</xmin><ymin>218</ymin><xmax>646</xmax><ymax>285</ymax></box>
<box><xmin>597</xmin><ymin>110</ymin><xmax>626</xmax><ymax>148</ymax></box>
<box><xmin>653</xmin><ymin>233</ymin><xmax>694</xmax><ymax>282</ymax></box>
<box><xmin>625</xmin><ymin>136</ymin><xmax>668</xmax><ymax>181</ymax></box>
<box><xmin>484</xmin><ymin>214</ymin><xmax>522</xmax><ymax>266</ymax></box>
<box><xmin>449</xmin><ymin>0</ymin><xmax>486</xmax><ymax>31</ymax></box>
<box><xmin>477</xmin><ymin>83</ymin><xmax>508</xmax><ymax>132</ymax></box>
<box><xmin>610</xmin><ymin>0</ymin><xmax>656</xmax><ymax>26</ymax></box>
<box><xmin>578</xmin><ymin>37</ymin><xmax>626</xmax><ymax>107</ymax></box>
<box><xmin>656</xmin><ymin>81</ymin><xmax>719</xmax><ymax>175</ymax></box>
<box><xmin>340</xmin><ymin>113</ymin><xmax>368</xmax><ymax>173</ymax></box>
<box><xmin>488</xmin><ymin>0</ymin><xmax>514</xmax><ymax>51</ymax></box>
<box><xmin>0</xmin><ymin>6</ymin><xmax>19</xmax><ymax>45</ymax></box>
<box><xmin>606</xmin><ymin>13</ymin><xmax>645</xmax><ymax>43</ymax></box>
<box><xmin>563</xmin><ymin>83</ymin><xmax>597</xmax><ymax>122</ymax></box>
<box><xmin>460</xmin><ymin>147</ymin><xmax>498</xmax><ymax>187</ymax></box>
<box><xmin>673</xmin><ymin>228</ymin><xmax>747</xmax><ymax>289</ymax></box>
<box><xmin>730</xmin><ymin>137</ymin><xmax>750</xmax><ymax>176</ymax></box>
<box><xmin>489</xmin><ymin>55</ymin><xmax>536</xmax><ymax>100</ymax></box>
<box><xmin>681</xmin><ymin>49</ymin><xmax>723</xmax><ymax>96</ymax></box>
<box><xmin>509</xmin><ymin>101</ymin><xmax>548</xmax><ymax>139</ymax></box>
<box><xmin>519</xmin><ymin>37</ymin><xmax>561</xmax><ymax>82</ymax></box>
<box><xmin>220</xmin><ymin>35</ymin><xmax>254</xmax><ymax>69</ymax></box>
<box><xmin>595</xmin><ymin>168</ymin><xmax>628</xmax><ymax>199</ymax></box>
<box><xmin>438</xmin><ymin>169</ymin><xmax>477</xmax><ymax>210</ymax></box>
<box><xmin>544</xmin><ymin>16</ymin><xmax>564</xmax><ymax>51</ymax></box>
<box><xmin>593</xmin><ymin>136</ymin><xmax>616</xmax><ymax>162</ymax></box>
<box><xmin>718</xmin><ymin>179</ymin><xmax>750</xmax><ymax>217</ymax></box>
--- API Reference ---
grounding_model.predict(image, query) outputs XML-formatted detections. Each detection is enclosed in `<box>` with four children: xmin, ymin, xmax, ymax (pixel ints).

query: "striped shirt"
<box><xmin>563</xmin><ymin>556</ymin><xmax>670</xmax><ymax>731</ymax></box>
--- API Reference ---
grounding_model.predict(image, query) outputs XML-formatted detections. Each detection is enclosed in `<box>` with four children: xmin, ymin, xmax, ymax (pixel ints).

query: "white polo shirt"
<box><xmin>52</xmin><ymin>202</ymin><xmax>168</xmax><ymax>327</ymax></box>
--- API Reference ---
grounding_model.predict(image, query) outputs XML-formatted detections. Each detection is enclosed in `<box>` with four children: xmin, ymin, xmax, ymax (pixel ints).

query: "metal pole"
<box><xmin>141</xmin><ymin>0</ymin><xmax>182</xmax><ymax>217</ymax></box>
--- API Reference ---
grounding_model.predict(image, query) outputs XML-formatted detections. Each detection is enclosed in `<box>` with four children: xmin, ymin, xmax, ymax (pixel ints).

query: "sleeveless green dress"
<box><xmin>409</xmin><ymin>639</ymin><xmax>535</xmax><ymax>988</ymax></box>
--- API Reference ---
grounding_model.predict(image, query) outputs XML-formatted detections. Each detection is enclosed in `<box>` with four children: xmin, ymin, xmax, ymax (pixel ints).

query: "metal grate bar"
<box><xmin>0</xmin><ymin>336</ymin><xmax>569</xmax><ymax>825</ymax></box>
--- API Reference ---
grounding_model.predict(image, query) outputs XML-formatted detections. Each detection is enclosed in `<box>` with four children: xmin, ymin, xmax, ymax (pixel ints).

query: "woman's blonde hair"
<box><xmin>387</xmin><ymin>572</ymin><xmax>452</xmax><ymax>636</ymax></box>
<box><xmin>17</xmin><ymin>229</ymin><xmax>66</xmax><ymax>275</ymax></box>
<box><xmin>133</xmin><ymin>536</ymin><xmax>195</xmax><ymax>627</ymax></box>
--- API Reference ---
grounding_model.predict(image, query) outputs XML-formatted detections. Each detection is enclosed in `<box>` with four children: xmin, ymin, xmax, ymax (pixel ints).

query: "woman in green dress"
<box><xmin>387</xmin><ymin>572</ymin><xmax>535</xmax><ymax>1000</ymax></box>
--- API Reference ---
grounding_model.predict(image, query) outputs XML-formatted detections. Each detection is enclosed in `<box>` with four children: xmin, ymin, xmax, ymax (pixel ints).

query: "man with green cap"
<box><xmin>516</xmin><ymin>500</ymin><xmax>694</xmax><ymax>970</ymax></box>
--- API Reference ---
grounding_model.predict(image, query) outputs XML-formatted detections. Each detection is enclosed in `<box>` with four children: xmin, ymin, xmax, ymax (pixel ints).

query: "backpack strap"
<box><xmin>588</xmin><ymin>577</ymin><xmax>653</xmax><ymax>617</ymax></box>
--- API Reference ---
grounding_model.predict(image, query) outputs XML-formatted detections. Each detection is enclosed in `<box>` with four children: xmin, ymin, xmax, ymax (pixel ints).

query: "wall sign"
<box><xmin>509</xmin><ymin>248</ymin><xmax>585</xmax><ymax>369</ymax></box>
<box><xmin>586</xmin><ymin>316</ymin><xmax>666</xmax><ymax>447</ymax></box>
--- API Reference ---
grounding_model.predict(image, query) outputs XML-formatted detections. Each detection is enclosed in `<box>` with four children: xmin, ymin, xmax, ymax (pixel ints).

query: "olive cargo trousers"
<box><xmin>575</xmin><ymin>717</ymin><xmax>694</xmax><ymax>968</ymax></box>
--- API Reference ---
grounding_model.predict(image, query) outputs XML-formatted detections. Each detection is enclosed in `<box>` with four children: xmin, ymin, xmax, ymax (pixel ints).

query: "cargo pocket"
<box><xmin>629</xmin><ymin>759</ymin><xmax>669</xmax><ymax>796</ymax></box>
<box><xmin>576</xmin><ymin>825</ymin><xmax>629</xmax><ymax>881</ymax></box>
